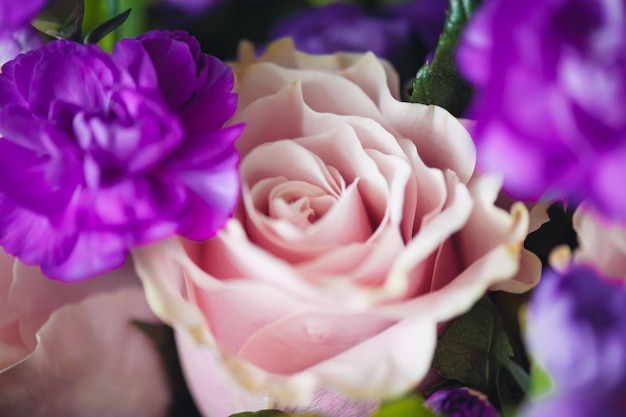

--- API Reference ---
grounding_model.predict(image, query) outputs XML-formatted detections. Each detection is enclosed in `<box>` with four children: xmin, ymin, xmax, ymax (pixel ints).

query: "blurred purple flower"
<box><xmin>0</xmin><ymin>0</ymin><xmax>46</xmax><ymax>34</ymax></box>
<box><xmin>456</xmin><ymin>0</ymin><xmax>626</xmax><ymax>219</ymax></box>
<box><xmin>0</xmin><ymin>30</ymin><xmax>242</xmax><ymax>281</ymax></box>
<box><xmin>527</xmin><ymin>265</ymin><xmax>626</xmax><ymax>392</ymax></box>
<box><xmin>384</xmin><ymin>0</ymin><xmax>447</xmax><ymax>55</ymax></box>
<box><xmin>269</xmin><ymin>3</ymin><xmax>410</xmax><ymax>60</ymax></box>
<box><xmin>425</xmin><ymin>388</ymin><xmax>499</xmax><ymax>417</ymax></box>
<box><xmin>269</xmin><ymin>0</ymin><xmax>446</xmax><ymax>64</ymax></box>
<box><xmin>160</xmin><ymin>0</ymin><xmax>221</xmax><ymax>13</ymax></box>
<box><xmin>522</xmin><ymin>394</ymin><xmax>626</xmax><ymax>417</ymax></box>
<box><xmin>523</xmin><ymin>265</ymin><xmax>626</xmax><ymax>416</ymax></box>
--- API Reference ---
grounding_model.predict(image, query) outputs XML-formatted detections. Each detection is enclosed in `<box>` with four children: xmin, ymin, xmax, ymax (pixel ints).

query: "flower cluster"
<box><xmin>0</xmin><ymin>0</ymin><xmax>624</xmax><ymax>417</ymax></box>
<box><xmin>133</xmin><ymin>37</ymin><xmax>538</xmax><ymax>416</ymax></box>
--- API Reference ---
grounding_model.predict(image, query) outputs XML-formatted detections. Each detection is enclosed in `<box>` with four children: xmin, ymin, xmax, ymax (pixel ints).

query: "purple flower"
<box><xmin>425</xmin><ymin>388</ymin><xmax>499</xmax><ymax>417</ymax></box>
<box><xmin>0</xmin><ymin>30</ymin><xmax>242</xmax><ymax>281</ymax></box>
<box><xmin>521</xmin><ymin>394</ymin><xmax>626</xmax><ymax>417</ymax></box>
<box><xmin>269</xmin><ymin>3</ymin><xmax>411</xmax><ymax>60</ymax></box>
<box><xmin>383</xmin><ymin>0</ymin><xmax>448</xmax><ymax>54</ymax></box>
<box><xmin>527</xmin><ymin>266</ymin><xmax>626</xmax><ymax>392</ymax></box>
<box><xmin>456</xmin><ymin>0</ymin><xmax>626</xmax><ymax>219</ymax></box>
<box><xmin>268</xmin><ymin>1</ymin><xmax>446</xmax><ymax>64</ymax></box>
<box><xmin>160</xmin><ymin>0</ymin><xmax>221</xmax><ymax>13</ymax></box>
<box><xmin>523</xmin><ymin>265</ymin><xmax>626</xmax><ymax>416</ymax></box>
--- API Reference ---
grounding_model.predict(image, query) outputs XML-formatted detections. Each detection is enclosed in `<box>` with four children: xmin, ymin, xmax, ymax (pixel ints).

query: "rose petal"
<box><xmin>9</xmin><ymin>259</ymin><xmax>140</xmax><ymax>350</ymax></box>
<box><xmin>237</xmin><ymin>313</ymin><xmax>395</xmax><ymax>374</ymax></box>
<box><xmin>174</xmin><ymin>327</ymin><xmax>271</xmax><ymax>417</ymax></box>
<box><xmin>0</xmin><ymin>289</ymin><xmax>170</xmax><ymax>417</ymax></box>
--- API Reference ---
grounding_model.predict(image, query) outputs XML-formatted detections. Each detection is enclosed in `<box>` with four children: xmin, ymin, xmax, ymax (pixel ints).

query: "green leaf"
<box><xmin>372</xmin><ymin>395</ymin><xmax>438</xmax><ymax>417</ymax></box>
<box><xmin>132</xmin><ymin>321</ymin><xmax>203</xmax><ymax>417</ymax></box>
<box><xmin>528</xmin><ymin>359</ymin><xmax>553</xmax><ymax>398</ymax></box>
<box><xmin>83</xmin><ymin>8</ymin><xmax>131</xmax><ymax>45</ymax></box>
<box><xmin>32</xmin><ymin>0</ymin><xmax>84</xmax><ymax>41</ymax></box>
<box><xmin>410</xmin><ymin>0</ymin><xmax>482</xmax><ymax>116</ymax></box>
<box><xmin>431</xmin><ymin>297</ymin><xmax>529</xmax><ymax>411</ymax></box>
<box><xmin>432</xmin><ymin>297</ymin><xmax>513</xmax><ymax>389</ymax></box>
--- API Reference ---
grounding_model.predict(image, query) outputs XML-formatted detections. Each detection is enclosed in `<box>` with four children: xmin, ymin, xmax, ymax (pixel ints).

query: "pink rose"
<box><xmin>0</xmin><ymin>248</ymin><xmax>170</xmax><ymax>417</ymax></box>
<box><xmin>133</xmin><ymin>39</ymin><xmax>540</xmax><ymax>416</ymax></box>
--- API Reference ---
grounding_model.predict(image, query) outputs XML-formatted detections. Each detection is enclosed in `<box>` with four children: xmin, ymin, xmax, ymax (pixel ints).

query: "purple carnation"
<box><xmin>456</xmin><ymin>0</ymin><xmax>626</xmax><ymax>219</ymax></box>
<box><xmin>425</xmin><ymin>388</ymin><xmax>499</xmax><ymax>417</ymax></box>
<box><xmin>0</xmin><ymin>31</ymin><xmax>242</xmax><ymax>281</ymax></box>
<box><xmin>527</xmin><ymin>266</ymin><xmax>626</xmax><ymax>393</ymax></box>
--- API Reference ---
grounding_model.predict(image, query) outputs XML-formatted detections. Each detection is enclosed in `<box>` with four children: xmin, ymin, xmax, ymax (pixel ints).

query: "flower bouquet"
<box><xmin>0</xmin><ymin>0</ymin><xmax>625</xmax><ymax>416</ymax></box>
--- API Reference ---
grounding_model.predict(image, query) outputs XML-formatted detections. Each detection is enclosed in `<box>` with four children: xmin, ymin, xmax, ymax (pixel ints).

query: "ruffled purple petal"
<box><xmin>0</xmin><ymin>31</ymin><xmax>241</xmax><ymax>281</ymax></box>
<box><xmin>456</xmin><ymin>0</ymin><xmax>626</xmax><ymax>220</ymax></box>
<box><xmin>0</xmin><ymin>199</ymin><xmax>77</xmax><ymax>268</ymax></box>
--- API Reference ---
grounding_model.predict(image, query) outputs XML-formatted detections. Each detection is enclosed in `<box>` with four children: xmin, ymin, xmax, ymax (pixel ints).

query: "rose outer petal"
<box><xmin>0</xmin><ymin>289</ymin><xmax>170</xmax><ymax>417</ymax></box>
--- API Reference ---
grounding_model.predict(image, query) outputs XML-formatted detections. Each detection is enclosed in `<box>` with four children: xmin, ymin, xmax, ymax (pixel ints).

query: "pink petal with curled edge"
<box><xmin>0</xmin><ymin>289</ymin><xmax>170</xmax><ymax>417</ymax></box>
<box><xmin>298</xmin><ymin>317</ymin><xmax>437</xmax><ymax>400</ymax></box>
<box><xmin>456</xmin><ymin>174</ymin><xmax>540</xmax><ymax>293</ymax></box>
<box><xmin>183</xmin><ymin>223</ymin><xmax>328</xmax><ymax>302</ymax></box>
<box><xmin>8</xmin><ymin>259</ymin><xmax>141</xmax><ymax>350</ymax></box>
<box><xmin>176</xmin><ymin>322</ymin><xmax>379</xmax><ymax>417</ymax></box>
<box><xmin>398</xmin><ymin>138</ymin><xmax>447</xmax><ymax>235</ymax></box>
<box><xmin>235</xmin><ymin>62</ymin><xmax>383</xmax><ymax>121</ymax></box>
<box><xmin>242</xmin><ymin>139</ymin><xmax>342</xmax><ymax>195</ymax></box>
<box><xmin>231</xmin><ymin>81</ymin><xmax>402</xmax><ymax>158</ymax></box>
<box><xmin>338</xmin><ymin>52</ymin><xmax>401</xmax><ymax>106</ymax></box>
<box><xmin>296</xmin><ymin>225</ymin><xmax>405</xmax><ymax>287</ymax></box>
<box><xmin>192</xmin><ymin>283</ymin><xmax>305</xmax><ymax>355</ymax></box>
<box><xmin>573</xmin><ymin>202</ymin><xmax>626</xmax><ymax>279</ymax></box>
<box><xmin>383</xmin><ymin>101</ymin><xmax>477</xmax><ymax>185</ymax></box>
<box><xmin>241</xmin><ymin>49</ymin><xmax>475</xmax><ymax>184</ymax></box>
<box><xmin>182</xmin><ymin>222</ymin><xmax>388</xmax><ymax>309</ymax></box>
<box><xmin>232</xmin><ymin>38</ymin><xmax>400</xmax><ymax>100</ymax></box>
<box><xmin>237</xmin><ymin>313</ymin><xmax>395</xmax><ymax>374</ymax></box>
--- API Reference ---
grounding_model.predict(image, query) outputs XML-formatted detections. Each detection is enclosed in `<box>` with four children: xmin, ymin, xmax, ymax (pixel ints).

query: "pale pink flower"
<box><xmin>133</xmin><ymin>39</ymin><xmax>541</xmax><ymax>417</ymax></box>
<box><xmin>0</xmin><ymin>248</ymin><xmax>170</xmax><ymax>417</ymax></box>
<box><xmin>573</xmin><ymin>202</ymin><xmax>626</xmax><ymax>278</ymax></box>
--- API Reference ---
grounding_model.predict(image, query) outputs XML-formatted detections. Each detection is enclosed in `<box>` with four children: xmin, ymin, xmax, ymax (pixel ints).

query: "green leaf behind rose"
<box><xmin>410</xmin><ymin>0</ymin><xmax>481</xmax><ymax>116</ymax></box>
<box><xmin>430</xmin><ymin>297</ymin><xmax>529</xmax><ymax>411</ymax></box>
